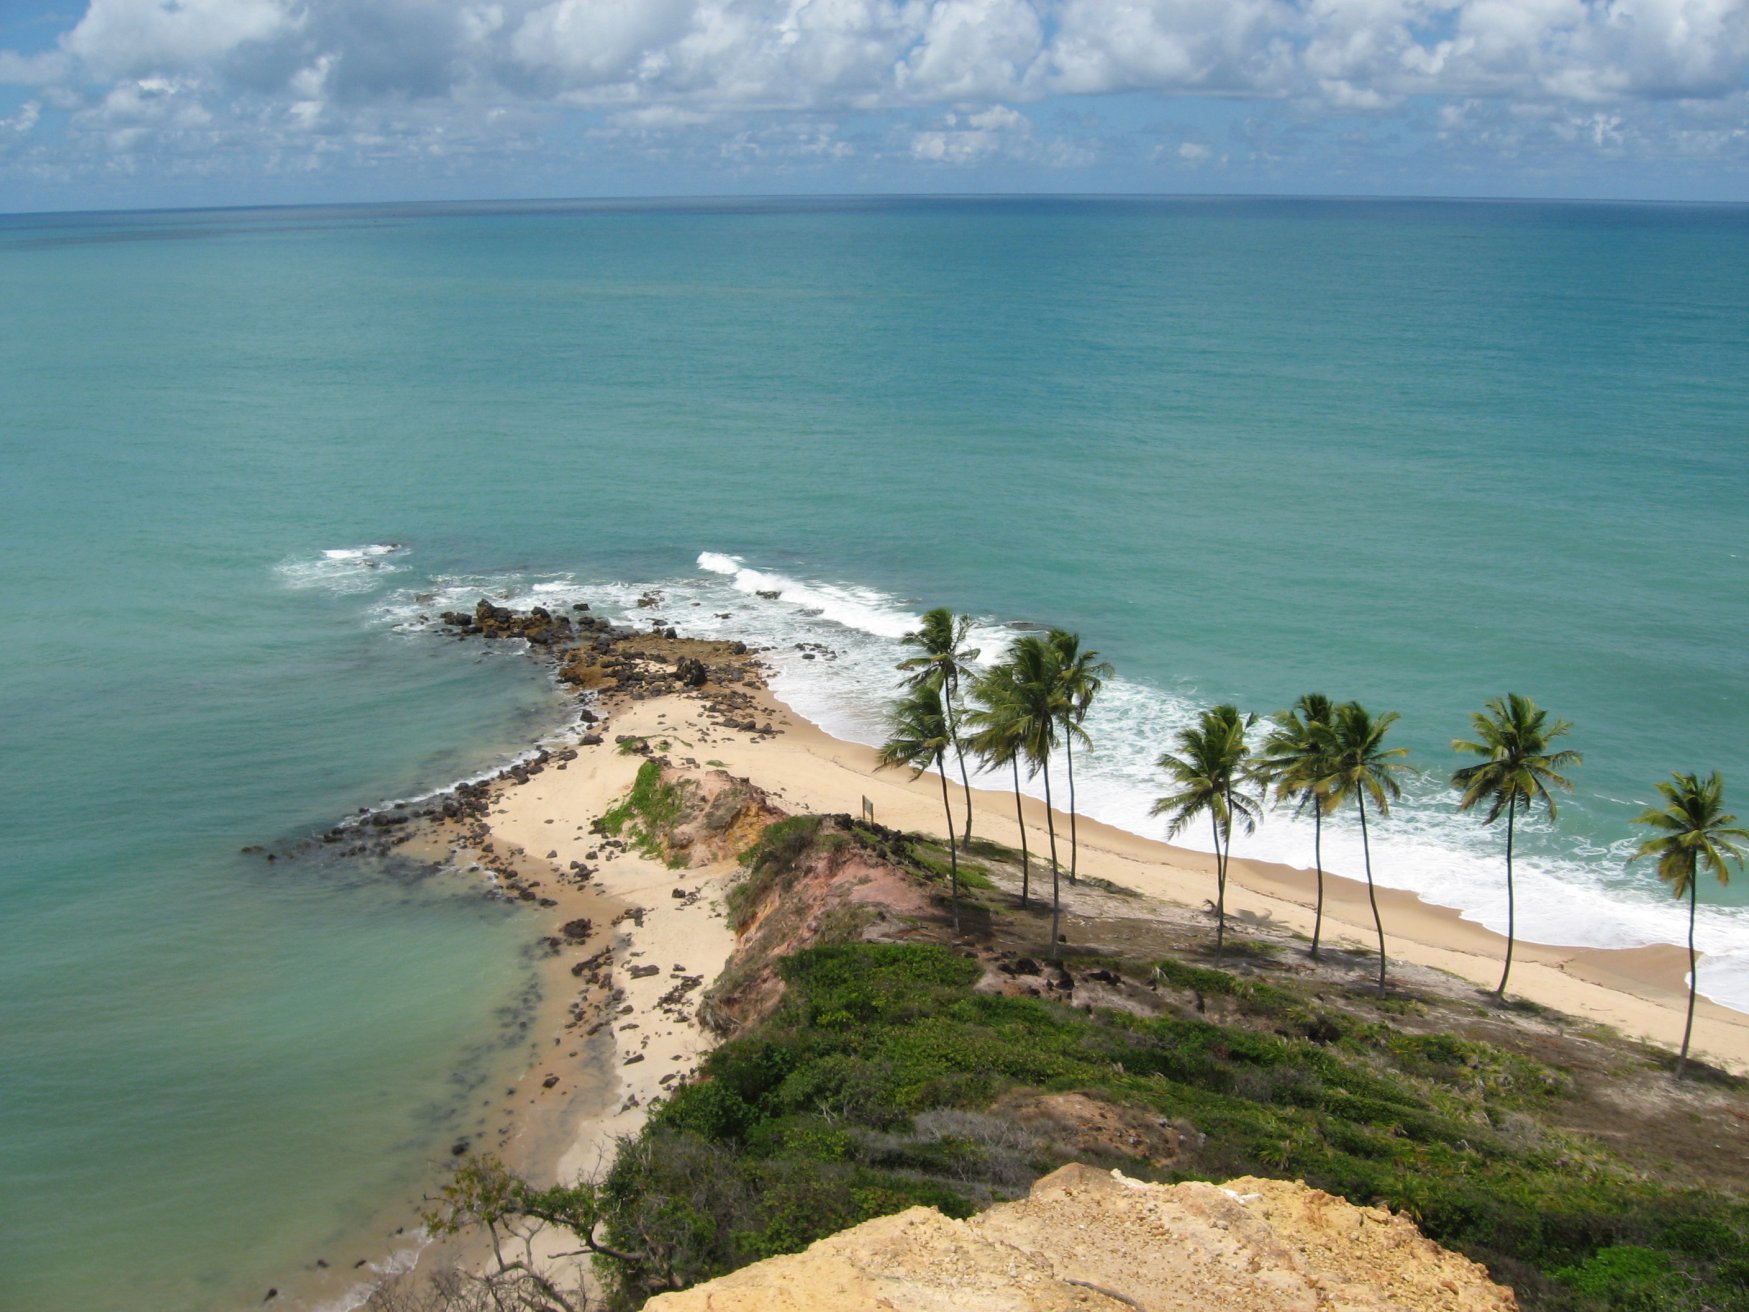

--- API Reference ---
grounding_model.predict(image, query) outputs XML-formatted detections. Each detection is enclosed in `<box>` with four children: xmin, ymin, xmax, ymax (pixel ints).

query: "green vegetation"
<box><xmin>897</xmin><ymin>607</ymin><xmax>981</xmax><ymax>843</ymax></box>
<box><xmin>1045</xmin><ymin>629</ymin><xmax>1113</xmax><ymax>887</ymax></box>
<box><xmin>597</xmin><ymin>759</ymin><xmax>690</xmax><ymax>865</ymax></box>
<box><xmin>964</xmin><ymin>659</ymin><xmax>1038</xmax><ymax>907</ymax></box>
<box><xmin>877</xmin><ymin>681</ymin><xmax>964</xmax><ymax>931</ymax></box>
<box><xmin>726</xmin><ymin>814</ymin><xmax>826</xmax><ymax>929</ymax></box>
<box><xmin>1153</xmin><ymin>704</ymin><xmax>1260</xmax><ymax>957</ymax></box>
<box><xmin>976</xmin><ymin>635</ymin><xmax>1070</xmax><ymax>954</ymax></box>
<box><xmin>442</xmin><ymin>940</ymin><xmax>1748</xmax><ymax>1311</ymax></box>
<box><xmin>1318</xmin><ymin>701</ymin><xmax>1410</xmax><ymax>995</ymax></box>
<box><xmin>1257</xmin><ymin>692</ymin><xmax>1336</xmax><ymax>959</ymax></box>
<box><xmin>1452</xmin><ymin>694</ymin><xmax>1582</xmax><ymax>1000</ymax></box>
<box><xmin>1631</xmin><ymin>772</ymin><xmax>1747</xmax><ymax>1077</ymax></box>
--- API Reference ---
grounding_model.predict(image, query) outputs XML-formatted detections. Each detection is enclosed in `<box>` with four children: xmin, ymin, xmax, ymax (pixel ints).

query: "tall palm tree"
<box><xmin>1259</xmin><ymin>693</ymin><xmax>1337</xmax><ymax>959</ymax></box>
<box><xmin>1320</xmin><ymin>701</ymin><xmax>1410</xmax><ymax>994</ymax></box>
<box><xmin>1153</xmin><ymin>704</ymin><xmax>1260</xmax><ymax>956</ymax></box>
<box><xmin>876</xmin><ymin>683</ymin><xmax>961</xmax><ymax>933</ymax></box>
<box><xmin>1452</xmin><ymin>693</ymin><xmax>1581</xmax><ymax>1000</ymax></box>
<box><xmin>964</xmin><ymin>656</ymin><xmax>1034</xmax><ymax>908</ymax></box>
<box><xmin>1007</xmin><ymin>635</ymin><xmax>1069</xmax><ymax>957</ymax></box>
<box><xmin>1047</xmin><ymin>629</ymin><xmax>1114</xmax><ymax>886</ymax></box>
<box><xmin>1631</xmin><ymin>771</ymin><xmax>1747</xmax><ymax>1077</ymax></box>
<box><xmin>897</xmin><ymin>608</ymin><xmax>981</xmax><ymax>844</ymax></box>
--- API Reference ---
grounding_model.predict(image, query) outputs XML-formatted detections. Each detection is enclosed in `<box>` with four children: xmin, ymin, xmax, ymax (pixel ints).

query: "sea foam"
<box><xmin>276</xmin><ymin>544</ymin><xmax>408</xmax><ymax>595</ymax></box>
<box><xmin>378</xmin><ymin>552</ymin><xmax>1749</xmax><ymax>1016</ymax></box>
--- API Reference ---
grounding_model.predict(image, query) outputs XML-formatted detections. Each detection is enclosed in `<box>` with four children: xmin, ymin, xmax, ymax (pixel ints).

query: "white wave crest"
<box><xmin>369</xmin><ymin>550</ymin><xmax>1749</xmax><ymax>1016</ymax></box>
<box><xmin>692</xmin><ymin>551</ymin><xmax>919</xmax><ymax>640</ymax></box>
<box><xmin>276</xmin><ymin>545</ymin><xmax>408</xmax><ymax>595</ymax></box>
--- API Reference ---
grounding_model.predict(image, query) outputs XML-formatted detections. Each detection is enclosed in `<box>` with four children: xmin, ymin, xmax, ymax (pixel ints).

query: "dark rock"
<box><xmin>451</xmin><ymin>1139</ymin><xmax>470</xmax><ymax>1156</ymax></box>
<box><xmin>542</xmin><ymin>1074</ymin><xmax>559</xmax><ymax>1089</ymax></box>
<box><xmin>561</xmin><ymin>918</ymin><xmax>593</xmax><ymax>941</ymax></box>
<box><xmin>629</xmin><ymin>964</ymin><xmax>661</xmax><ymax>978</ymax></box>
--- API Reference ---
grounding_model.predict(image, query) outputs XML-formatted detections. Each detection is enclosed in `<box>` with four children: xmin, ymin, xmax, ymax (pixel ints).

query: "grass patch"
<box><xmin>598</xmin><ymin>759</ymin><xmax>691</xmax><ymax>864</ymax></box>
<box><xmin>587</xmin><ymin>942</ymin><xmax>1749</xmax><ymax>1312</ymax></box>
<box><xmin>727</xmin><ymin>815</ymin><xmax>826</xmax><ymax>930</ymax></box>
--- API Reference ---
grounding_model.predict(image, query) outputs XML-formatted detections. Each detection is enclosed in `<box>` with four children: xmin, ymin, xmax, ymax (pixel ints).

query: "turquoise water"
<box><xmin>3</xmin><ymin>196</ymin><xmax>1746</xmax><ymax>1310</ymax></box>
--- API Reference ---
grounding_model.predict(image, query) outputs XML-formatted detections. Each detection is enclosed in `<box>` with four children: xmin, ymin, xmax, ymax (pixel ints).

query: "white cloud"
<box><xmin>511</xmin><ymin>0</ymin><xmax>696</xmax><ymax>86</ymax></box>
<box><xmin>64</xmin><ymin>0</ymin><xmax>300</xmax><ymax>79</ymax></box>
<box><xmin>0</xmin><ymin>49</ymin><xmax>73</xmax><ymax>86</ymax></box>
<box><xmin>1048</xmin><ymin>0</ymin><xmax>1299</xmax><ymax>96</ymax></box>
<box><xmin>910</xmin><ymin>102</ymin><xmax>1031</xmax><ymax>161</ymax></box>
<box><xmin>895</xmin><ymin>0</ymin><xmax>1046</xmax><ymax>101</ymax></box>
<box><xmin>0</xmin><ymin>98</ymin><xmax>42</xmax><ymax>154</ymax></box>
<box><xmin>3</xmin><ymin>0</ymin><xmax>1749</xmax><ymax>198</ymax></box>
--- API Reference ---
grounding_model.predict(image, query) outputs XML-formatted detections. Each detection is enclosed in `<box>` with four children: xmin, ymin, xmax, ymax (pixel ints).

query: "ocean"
<box><xmin>2</xmin><ymin>195</ymin><xmax>1745</xmax><ymax>1310</ymax></box>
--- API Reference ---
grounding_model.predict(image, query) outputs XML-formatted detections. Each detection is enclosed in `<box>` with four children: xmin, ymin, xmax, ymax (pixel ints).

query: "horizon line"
<box><xmin>6</xmin><ymin>187</ymin><xmax>1749</xmax><ymax>223</ymax></box>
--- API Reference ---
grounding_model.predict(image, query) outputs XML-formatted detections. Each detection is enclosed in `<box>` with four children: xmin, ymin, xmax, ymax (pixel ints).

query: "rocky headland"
<box><xmin>316</xmin><ymin>597</ymin><xmax>1749</xmax><ymax>1312</ymax></box>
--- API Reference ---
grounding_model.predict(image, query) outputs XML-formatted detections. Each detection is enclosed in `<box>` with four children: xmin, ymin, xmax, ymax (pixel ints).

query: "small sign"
<box><xmin>861</xmin><ymin>796</ymin><xmax>875</xmax><ymax>823</ymax></box>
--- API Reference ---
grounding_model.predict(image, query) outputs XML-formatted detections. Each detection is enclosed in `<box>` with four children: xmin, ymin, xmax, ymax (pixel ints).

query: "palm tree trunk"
<box><xmin>1311</xmin><ymin>800</ymin><xmax>1324</xmax><ymax>960</ymax></box>
<box><xmin>1042</xmin><ymin>759</ymin><xmax>1062</xmax><ymax>960</ymax></box>
<box><xmin>1679</xmin><ymin>876</ymin><xmax>1698</xmax><ymax>1078</ymax></box>
<box><xmin>1495</xmin><ymin>795</ymin><xmax>1517</xmax><ymax>999</ymax></box>
<box><xmin>1211</xmin><ymin>811</ymin><xmax>1226</xmax><ymax>957</ymax></box>
<box><xmin>1011</xmin><ymin>756</ymin><xmax>1030</xmax><ymax>909</ymax></box>
<box><xmin>942</xmin><ymin>679</ymin><xmax>973</xmax><ymax>844</ymax></box>
<box><xmin>1358</xmin><ymin>795</ymin><xmax>1387</xmax><ymax>994</ymax></box>
<box><xmin>1066</xmin><ymin>733</ymin><xmax>1079</xmax><ymax>885</ymax></box>
<box><xmin>937</xmin><ymin>750</ymin><xmax>959</xmax><ymax>935</ymax></box>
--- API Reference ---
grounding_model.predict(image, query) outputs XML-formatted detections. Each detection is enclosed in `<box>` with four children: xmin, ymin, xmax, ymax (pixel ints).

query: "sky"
<box><xmin>1</xmin><ymin>0</ymin><xmax>1746</xmax><ymax>212</ymax></box>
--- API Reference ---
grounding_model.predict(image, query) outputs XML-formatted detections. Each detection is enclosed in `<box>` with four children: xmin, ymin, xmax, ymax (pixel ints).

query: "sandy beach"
<box><xmin>461</xmin><ymin>649</ymin><xmax>1749</xmax><ymax>1227</ymax></box>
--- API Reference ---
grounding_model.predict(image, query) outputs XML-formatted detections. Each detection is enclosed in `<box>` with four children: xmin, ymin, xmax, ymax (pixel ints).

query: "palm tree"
<box><xmin>876</xmin><ymin>683</ymin><xmax>961</xmax><ymax>933</ymax></box>
<box><xmin>1259</xmin><ymin>693</ymin><xmax>1337</xmax><ymax>959</ymax></box>
<box><xmin>1320</xmin><ymin>701</ymin><xmax>1410</xmax><ymax>994</ymax></box>
<box><xmin>964</xmin><ymin>656</ymin><xmax>1035</xmax><ymax>908</ymax></box>
<box><xmin>1007</xmin><ymin>635</ymin><xmax>1069</xmax><ymax>957</ymax></box>
<box><xmin>1047</xmin><ymin>629</ymin><xmax>1114</xmax><ymax>886</ymax></box>
<box><xmin>897</xmin><ymin>608</ymin><xmax>980</xmax><ymax>844</ymax></box>
<box><xmin>1452</xmin><ymin>694</ymin><xmax>1581</xmax><ymax>1000</ymax></box>
<box><xmin>1153</xmin><ymin>704</ymin><xmax>1260</xmax><ymax>956</ymax></box>
<box><xmin>1631</xmin><ymin>771</ymin><xmax>1747</xmax><ymax>1077</ymax></box>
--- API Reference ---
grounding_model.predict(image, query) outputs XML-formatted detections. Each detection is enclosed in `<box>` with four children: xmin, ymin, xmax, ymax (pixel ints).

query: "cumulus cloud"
<box><xmin>64</xmin><ymin>0</ymin><xmax>300</xmax><ymax>79</ymax></box>
<box><xmin>0</xmin><ymin>98</ymin><xmax>42</xmax><ymax>154</ymax></box>
<box><xmin>3</xmin><ymin>0</ymin><xmax>1748</xmax><ymax>197</ymax></box>
<box><xmin>910</xmin><ymin>102</ymin><xmax>1031</xmax><ymax>161</ymax></box>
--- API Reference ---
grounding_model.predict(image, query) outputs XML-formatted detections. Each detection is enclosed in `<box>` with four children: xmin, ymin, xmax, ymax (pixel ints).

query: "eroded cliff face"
<box><xmin>643</xmin><ymin>1162</ymin><xmax>1517</xmax><ymax>1312</ymax></box>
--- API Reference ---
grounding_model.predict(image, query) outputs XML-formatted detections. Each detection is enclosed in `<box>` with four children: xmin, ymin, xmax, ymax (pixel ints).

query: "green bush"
<box><xmin>591</xmin><ymin>943</ymin><xmax>1749</xmax><ymax>1312</ymax></box>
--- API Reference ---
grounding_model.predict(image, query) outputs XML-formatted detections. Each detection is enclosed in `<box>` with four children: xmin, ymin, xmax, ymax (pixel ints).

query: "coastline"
<box><xmin>348</xmin><ymin>622</ymin><xmax>1749</xmax><ymax>1301</ymax></box>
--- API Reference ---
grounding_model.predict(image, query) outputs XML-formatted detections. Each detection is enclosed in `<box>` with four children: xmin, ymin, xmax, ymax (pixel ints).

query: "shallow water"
<box><xmin>2</xmin><ymin>196</ymin><xmax>1745</xmax><ymax>1310</ymax></box>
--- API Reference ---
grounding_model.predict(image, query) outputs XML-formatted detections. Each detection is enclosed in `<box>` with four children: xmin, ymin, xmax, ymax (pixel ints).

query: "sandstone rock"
<box><xmin>644</xmin><ymin>1165</ymin><xmax>1516</xmax><ymax>1312</ymax></box>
